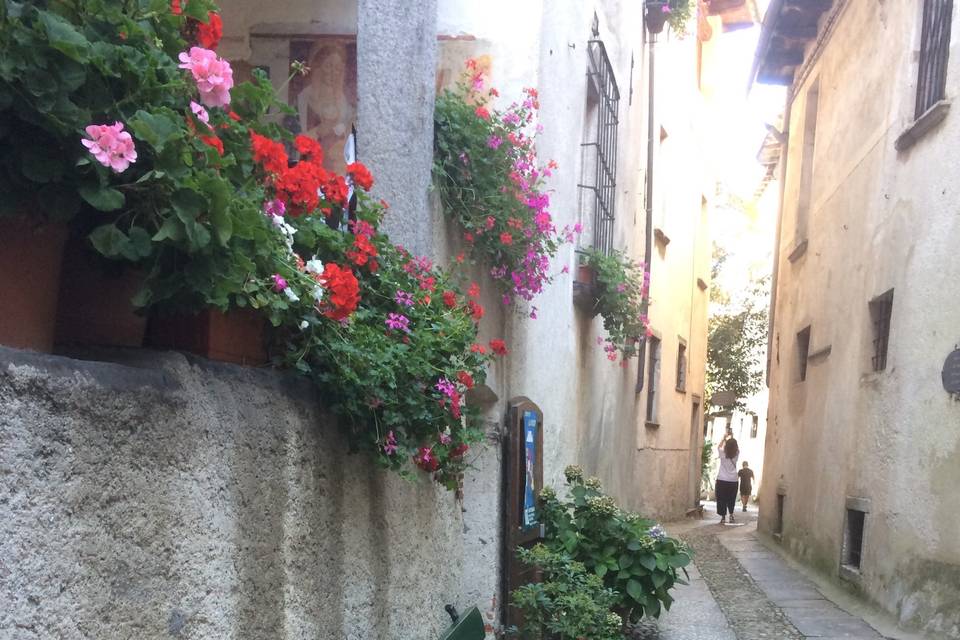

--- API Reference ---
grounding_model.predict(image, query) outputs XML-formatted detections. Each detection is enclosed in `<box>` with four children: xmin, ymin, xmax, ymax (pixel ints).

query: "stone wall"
<box><xmin>0</xmin><ymin>347</ymin><xmax>468</xmax><ymax>639</ymax></box>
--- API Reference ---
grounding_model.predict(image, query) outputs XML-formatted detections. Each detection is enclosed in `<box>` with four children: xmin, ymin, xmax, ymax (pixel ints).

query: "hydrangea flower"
<box><xmin>81</xmin><ymin>122</ymin><xmax>137</xmax><ymax>173</ymax></box>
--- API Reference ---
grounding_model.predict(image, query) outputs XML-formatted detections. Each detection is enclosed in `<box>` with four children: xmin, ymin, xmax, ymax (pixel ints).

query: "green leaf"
<box><xmin>88</xmin><ymin>224</ymin><xmax>128</xmax><ymax>258</ymax></box>
<box><xmin>667</xmin><ymin>553</ymin><xmax>691</xmax><ymax>568</ymax></box>
<box><xmin>626</xmin><ymin>579</ymin><xmax>644</xmax><ymax>603</ymax></box>
<box><xmin>637</xmin><ymin>554</ymin><xmax>657</xmax><ymax>571</ymax></box>
<box><xmin>627</xmin><ymin>540</ymin><xmax>642</xmax><ymax>551</ymax></box>
<box><xmin>619</xmin><ymin>553</ymin><xmax>634</xmax><ymax>569</ymax></box>
<box><xmin>199</xmin><ymin>174</ymin><xmax>232</xmax><ymax>245</ymax></box>
<box><xmin>79</xmin><ymin>184</ymin><xmax>125</xmax><ymax>211</ymax></box>
<box><xmin>129</xmin><ymin>110</ymin><xmax>181</xmax><ymax>152</ymax></box>
<box><xmin>39</xmin><ymin>11</ymin><xmax>91</xmax><ymax>63</ymax></box>
<box><xmin>171</xmin><ymin>188</ymin><xmax>204</xmax><ymax>222</ymax></box>
<box><xmin>652</xmin><ymin>572</ymin><xmax>667</xmax><ymax>588</ymax></box>
<box><xmin>124</xmin><ymin>226</ymin><xmax>153</xmax><ymax>259</ymax></box>
<box><xmin>152</xmin><ymin>218</ymin><xmax>184</xmax><ymax>242</ymax></box>
<box><xmin>595</xmin><ymin>564</ymin><xmax>608</xmax><ymax>578</ymax></box>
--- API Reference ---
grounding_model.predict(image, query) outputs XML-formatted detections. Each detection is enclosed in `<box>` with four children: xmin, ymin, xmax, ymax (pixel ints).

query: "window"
<box><xmin>676</xmin><ymin>340</ymin><xmax>687</xmax><ymax>392</ymax></box>
<box><xmin>916</xmin><ymin>0</ymin><xmax>954</xmax><ymax>118</ymax></box>
<box><xmin>842</xmin><ymin>509</ymin><xmax>866</xmax><ymax>570</ymax></box>
<box><xmin>751</xmin><ymin>415</ymin><xmax>759</xmax><ymax>438</ymax></box>
<box><xmin>793</xmin><ymin>78</ymin><xmax>819</xmax><ymax>253</ymax></box>
<box><xmin>579</xmin><ymin>39</ymin><xmax>620</xmax><ymax>255</ymax></box>
<box><xmin>869</xmin><ymin>290</ymin><xmax>894</xmax><ymax>372</ymax></box>
<box><xmin>645</xmin><ymin>336</ymin><xmax>661</xmax><ymax>424</ymax></box>
<box><xmin>796</xmin><ymin>326</ymin><xmax>811</xmax><ymax>382</ymax></box>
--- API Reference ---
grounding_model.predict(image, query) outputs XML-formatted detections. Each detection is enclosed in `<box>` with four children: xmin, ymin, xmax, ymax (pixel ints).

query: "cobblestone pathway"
<box><xmin>631</xmin><ymin>510</ymin><xmax>888</xmax><ymax>640</ymax></box>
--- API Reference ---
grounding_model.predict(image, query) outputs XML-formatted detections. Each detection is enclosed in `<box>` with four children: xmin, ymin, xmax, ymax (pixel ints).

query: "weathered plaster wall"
<box><xmin>0</xmin><ymin>347</ymin><xmax>471</xmax><ymax>640</ymax></box>
<box><xmin>761</xmin><ymin>1</ymin><xmax>960</xmax><ymax>637</ymax></box>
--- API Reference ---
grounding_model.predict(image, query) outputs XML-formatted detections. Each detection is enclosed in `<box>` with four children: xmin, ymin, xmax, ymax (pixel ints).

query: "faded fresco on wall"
<box><xmin>290</xmin><ymin>39</ymin><xmax>357</xmax><ymax>174</ymax></box>
<box><xmin>246</xmin><ymin>36</ymin><xmax>357</xmax><ymax>174</ymax></box>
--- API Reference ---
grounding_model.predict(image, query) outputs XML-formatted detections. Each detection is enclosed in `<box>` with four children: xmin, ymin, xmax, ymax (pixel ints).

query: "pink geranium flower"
<box><xmin>178</xmin><ymin>47</ymin><xmax>233</xmax><ymax>108</ymax></box>
<box><xmin>189</xmin><ymin>100</ymin><xmax>211</xmax><ymax>128</ymax></box>
<box><xmin>81</xmin><ymin>122</ymin><xmax>137</xmax><ymax>173</ymax></box>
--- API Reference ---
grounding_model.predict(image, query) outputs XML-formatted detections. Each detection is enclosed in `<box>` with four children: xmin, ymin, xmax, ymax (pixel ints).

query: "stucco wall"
<box><xmin>0</xmin><ymin>347</ymin><xmax>473</xmax><ymax>640</ymax></box>
<box><xmin>435</xmin><ymin>0</ymin><xmax>710</xmax><ymax>522</ymax></box>
<box><xmin>761</xmin><ymin>1</ymin><xmax>960</xmax><ymax>637</ymax></box>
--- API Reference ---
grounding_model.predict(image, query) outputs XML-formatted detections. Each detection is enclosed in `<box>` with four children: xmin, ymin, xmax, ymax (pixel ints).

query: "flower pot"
<box><xmin>644</xmin><ymin>1</ymin><xmax>670</xmax><ymax>34</ymax></box>
<box><xmin>54</xmin><ymin>236</ymin><xmax>147</xmax><ymax>348</ymax></box>
<box><xmin>572</xmin><ymin>264</ymin><xmax>600</xmax><ymax>315</ymax></box>
<box><xmin>146</xmin><ymin>307</ymin><xmax>268</xmax><ymax>366</ymax></box>
<box><xmin>0</xmin><ymin>216</ymin><xmax>68</xmax><ymax>352</ymax></box>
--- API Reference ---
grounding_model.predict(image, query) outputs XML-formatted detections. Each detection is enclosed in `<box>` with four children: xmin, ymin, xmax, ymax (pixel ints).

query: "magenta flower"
<box><xmin>178</xmin><ymin>47</ymin><xmax>234</xmax><ymax>108</ymax></box>
<box><xmin>616</xmin><ymin>283</ymin><xmax>627</xmax><ymax>293</ymax></box>
<box><xmin>439</xmin><ymin>432</ymin><xmax>452</xmax><ymax>445</ymax></box>
<box><xmin>264</xmin><ymin>198</ymin><xmax>286</xmax><ymax>218</ymax></box>
<box><xmin>272</xmin><ymin>274</ymin><xmax>288</xmax><ymax>291</ymax></box>
<box><xmin>487</xmin><ymin>135</ymin><xmax>503</xmax><ymax>150</ymax></box>
<box><xmin>394</xmin><ymin>290</ymin><xmax>414</xmax><ymax>307</ymax></box>
<box><xmin>81</xmin><ymin>122</ymin><xmax>137</xmax><ymax>173</ymax></box>
<box><xmin>384</xmin><ymin>431</ymin><xmax>398</xmax><ymax>456</ymax></box>
<box><xmin>385</xmin><ymin>313</ymin><xmax>411</xmax><ymax>333</ymax></box>
<box><xmin>435</xmin><ymin>377</ymin><xmax>456</xmax><ymax>398</ymax></box>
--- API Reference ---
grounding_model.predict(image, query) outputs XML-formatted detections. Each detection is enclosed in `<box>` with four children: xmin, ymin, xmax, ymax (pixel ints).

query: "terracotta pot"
<box><xmin>575</xmin><ymin>263</ymin><xmax>596</xmax><ymax>285</ymax></box>
<box><xmin>0</xmin><ymin>216</ymin><xmax>68</xmax><ymax>352</ymax></box>
<box><xmin>146</xmin><ymin>307</ymin><xmax>268</xmax><ymax>366</ymax></box>
<box><xmin>54</xmin><ymin>237</ymin><xmax>146</xmax><ymax>348</ymax></box>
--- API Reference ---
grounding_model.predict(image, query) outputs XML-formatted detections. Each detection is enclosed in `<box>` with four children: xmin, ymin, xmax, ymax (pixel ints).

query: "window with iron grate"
<box><xmin>916</xmin><ymin>0</ymin><xmax>954</xmax><ymax>118</ymax></box>
<box><xmin>869</xmin><ymin>290</ymin><xmax>894</xmax><ymax>372</ymax></box>
<box><xmin>579</xmin><ymin>39</ymin><xmax>620</xmax><ymax>255</ymax></box>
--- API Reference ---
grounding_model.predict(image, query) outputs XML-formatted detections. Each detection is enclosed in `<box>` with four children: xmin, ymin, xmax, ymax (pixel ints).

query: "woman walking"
<box><xmin>715</xmin><ymin>432</ymin><xmax>740</xmax><ymax>524</ymax></box>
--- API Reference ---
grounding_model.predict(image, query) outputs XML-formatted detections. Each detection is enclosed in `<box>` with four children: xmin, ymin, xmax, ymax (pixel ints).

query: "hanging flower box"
<box><xmin>54</xmin><ymin>237</ymin><xmax>146</xmax><ymax>349</ymax></box>
<box><xmin>145</xmin><ymin>308</ymin><xmax>267</xmax><ymax>366</ymax></box>
<box><xmin>0</xmin><ymin>216</ymin><xmax>67</xmax><ymax>352</ymax></box>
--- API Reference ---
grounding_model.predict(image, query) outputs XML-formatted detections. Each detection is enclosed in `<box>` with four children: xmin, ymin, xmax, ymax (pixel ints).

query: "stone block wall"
<box><xmin>0</xmin><ymin>347</ymin><xmax>469</xmax><ymax>639</ymax></box>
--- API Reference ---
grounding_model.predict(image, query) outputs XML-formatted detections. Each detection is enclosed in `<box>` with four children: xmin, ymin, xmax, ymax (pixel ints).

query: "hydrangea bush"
<box><xmin>1</xmin><ymin>0</ymin><xmax>504</xmax><ymax>489</ymax></box>
<box><xmin>434</xmin><ymin>60</ymin><xmax>577</xmax><ymax>316</ymax></box>
<box><xmin>524</xmin><ymin>466</ymin><xmax>692</xmax><ymax>627</ymax></box>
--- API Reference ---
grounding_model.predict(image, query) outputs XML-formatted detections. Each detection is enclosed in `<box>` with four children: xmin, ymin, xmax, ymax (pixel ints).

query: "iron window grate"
<box><xmin>916</xmin><ymin>0</ymin><xmax>954</xmax><ymax>118</ymax></box>
<box><xmin>581</xmin><ymin>39</ymin><xmax>620</xmax><ymax>256</ymax></box>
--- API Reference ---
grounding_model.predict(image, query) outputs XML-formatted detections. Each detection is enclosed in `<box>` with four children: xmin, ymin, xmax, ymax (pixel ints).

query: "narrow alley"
<box><xmin>633</xmin><ymin>509</ymin><xmax>897</xmax><ymax>640</ymax></box>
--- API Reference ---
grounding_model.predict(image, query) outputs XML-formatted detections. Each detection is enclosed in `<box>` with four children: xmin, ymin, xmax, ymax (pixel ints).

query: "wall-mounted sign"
<box><xmin>522</xmin><ymin>410</ymin><xmax>539</xmax><ymax>528</ymax></box>
<box><xmin>943</xmin><ymin>348</ymin><xmax>960</xmax><ymax>395</ymax></box>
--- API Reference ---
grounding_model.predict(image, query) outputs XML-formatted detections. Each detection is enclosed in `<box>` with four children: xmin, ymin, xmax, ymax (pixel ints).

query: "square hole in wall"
<box><xmin>774</xmin><ymin>492</ymin><xmax>785</xmax><ymax>540</ymax></box>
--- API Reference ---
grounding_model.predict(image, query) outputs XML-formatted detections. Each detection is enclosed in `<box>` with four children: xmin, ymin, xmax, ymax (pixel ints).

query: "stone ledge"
<box><xmin>895</xmin><ymin>100</ymin><xmax>951</xmax><ymax>152</ymax></box>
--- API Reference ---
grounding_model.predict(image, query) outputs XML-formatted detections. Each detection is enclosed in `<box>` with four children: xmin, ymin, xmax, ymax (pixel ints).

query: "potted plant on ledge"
<box><xmin>579</xmin><ymin>248</ymin><xmax>651</xmax><ymax>362</ymax></box>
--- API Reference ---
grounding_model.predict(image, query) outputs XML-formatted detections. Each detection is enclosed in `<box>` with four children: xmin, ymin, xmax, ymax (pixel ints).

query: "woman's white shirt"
<box><xmin>717</xmin><ymin>450</ymin><xmax>740</xmax><ymax>482</ymax></box>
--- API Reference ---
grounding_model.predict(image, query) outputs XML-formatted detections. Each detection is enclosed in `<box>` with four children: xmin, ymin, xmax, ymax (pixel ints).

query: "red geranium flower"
<box><xmin>414</xmin><ymin>447</ymin><xmax>440</xmax><ymax>472</ymax></box>
<box><xmin>275</xmin><ymin>160</ymin><xmax>324</xmax><ymax>215</ymax></box>
<box><xmin>451</xmin><ymin>443</ymin><xmax>469</xmax><ymax>458</ymax></box>
<box><xmin>197</xmin><ymin>12</ymin><xmax>222</xmax><ymax>49</ymax></box>
<box><xmin>227</xmin><ymin>111</ymin><xmax>241</xmax><ymax>122</ymax></box>
<box><xmin>346</xmin><ymin>233</ymin><xmax>378</xmax><ymax>267</ymax></box>
<box><xmin>250</xmin><ymin>132</ymin><xmax>289</xmax><ymax>176</ymax></box>
<box><xmin>490</xmin><ymin>339</ymin><xmax>508</xmax><ymax>356</ymax></box>
<box><xmin>499</xmin><ymin>232</ymin><xmax>513</xmax><ymax>246</ymax></box>
<box><xmin>457</xmin><ymin>371</ymin><xmax>475</xmax><ymax>389</ymax></box>
<box><xmin>320</xmin><ymin>263</ymin><xmax>360</xmax><ymax>321</ymax></box>
<box><xmin>470</xmin><ymin>343</ymin><xmax>487</xmax><ymax>355</ymax></box>
<box><xmin>467</xmin><ymin>300</ymin><xmax>484</xmax><ymax>321</ymax></box>
<box><xmin>468</xmin><ymin>282</ymin><xmax>480</xmax><ymax>298</ymax></box>
<box><xmin>295</xmin><ymin>135</ymin><xmax>323</xmax><ymax>162</ymax></box>
<box><xmin>321</xmin><ymin>172</ymin><xmax>350</xmax><ymax>208</ymax></box>
<box><xmin>347</xmin><ymin>162</ymin><xmax>374</xmax><ymax>191</ymax></box>
<box><xmin>475</xmin><ymin>106</ymin><xmax>490</xmax><ymax>120</ymax></box>
<box><xmin>171</xmin><ymin>0</ymin><xmax>182</xmax><ymax>15</ymax></box>
<box><xmin>200</xmin><ymin>134</ymin><xmax>224</xmax><ymax>156</ymax></box>
<box><xmin>442</xmin><ymin>290</ymin><xmax>457</xmax><ymax>308</ymax></box>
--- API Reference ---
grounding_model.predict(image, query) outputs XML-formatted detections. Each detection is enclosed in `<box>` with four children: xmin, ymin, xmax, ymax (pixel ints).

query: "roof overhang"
<box><xmin>751</xmin><ymin>0</ymin><xmax>835</xmax><ymax>87</ymax></box>
<box><xmin>707</xmin><ymin>0</ymin><xmax>759</xmax><ymax>32</ymax></box>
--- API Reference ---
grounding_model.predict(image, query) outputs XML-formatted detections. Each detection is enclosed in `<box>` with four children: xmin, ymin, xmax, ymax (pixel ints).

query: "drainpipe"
<box><xmin>636</xmin><ymin>2</ymin><xmax>665</xmax><ymax>392</ymax></box>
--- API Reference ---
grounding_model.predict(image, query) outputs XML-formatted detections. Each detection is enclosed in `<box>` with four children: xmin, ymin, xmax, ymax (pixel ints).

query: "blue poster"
<box><xmin>522</xmin><ymin>410</ymin><xmax>538</xmax><ymax>528</ymax></box>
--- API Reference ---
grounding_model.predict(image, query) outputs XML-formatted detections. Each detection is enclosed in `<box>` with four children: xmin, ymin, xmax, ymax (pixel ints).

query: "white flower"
<box><xmin>305</xmin><ymin>257</ymin><xmax>324</xmax><ymax>275</ymax></box>
<box><xmin>284</xmin><ymin>288</ymin><xmax>300</xmax><ymax>302</ymax></box>
<box><xmin>299</xmin><ymin>320</ymin><xmax>309</xmax><ymax>330</ymax></box>
<box><xmin>312</xmin><ymin>285</ymin><xmax>325</xmax><ymax>303</ymax></box>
